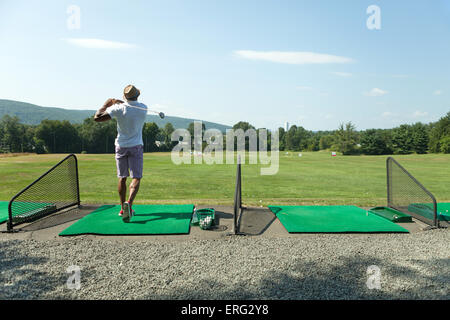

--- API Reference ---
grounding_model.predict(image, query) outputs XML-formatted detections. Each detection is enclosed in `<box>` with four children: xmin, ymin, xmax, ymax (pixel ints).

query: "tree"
<box><xmin>334</xmin><ymin>122</ymin><xmax>359</xmax><ymax>155</ymax></box>
<box><xmin>411</xmin><ymin>122</ymin><xmax>429</xmax><ymax>154</ymax></box>
<box><xmin>260</xmin><ymin>128</ymin><xmax>272</xmax><ymax>151</ymax></box>
<box><xmin>78</xmin><ymin>118</ymin><xmax>116</xmax><ymax>153</ymax></box>
<box><xmin>35</xmin><ymin>120</ymin><xmax>81</xmax><ymax>153</ymax></box>
<box><xmin>232</xmin><ymin>121</ymin><xmax>255</xmax><ymax>132</ymax></box>
<box><xmin>22</xmin><ymin>126</ymin><xmax>37</xmax><ymax>152</ymax></box>
<box><xmin>187</xmin><ymin>121</ymin><xmax>206</xmax><ymax>150</ymax></box>
<box><xmin>187</xmin><ymin>121</ymin><xmax>206</xmax><ymax>137</ymax></box>
<box><xmin>278</xmin><ymin>128</ymin><xmax>286</xmax><ymax>151</ymax></box>
<box><xmin>285</xmin><ymin>125</ymin><xmax>299</xmax><ymax>151</ymax></box>
<box><xmin>229</xmin><ymin>121</ymin><xmax>256</xmax><ymax>151</ymax></box>
<box><xmin>319</xmin><ymin>135</ymin><xmax>334</xmax><ymax>150</ymax></box>
<box><xmin>162</xmin><ymin>123</ymin><xmax>176</xmax><ymax>150</ymax></box>
<box><xmin>294</xmin><ymin>126</ymin><xmax>311</xmax><ymax>151</ymax></box>
<box><xmin>306</xmin><ymin>136</ymin><xmax>320</xmax><ymax>151</ymax></box>
<box><xmin>429</xmin><ymin>112</ymin><xmax>450</xmax><ymax>153</ymax></box>
<box><xmin>392</xmin><ymin>124</ymin><xmax>413</xmax><ymax>154</ymax></box>
<box><xmin>440</xmin><ymin>136</ymin><xmax>450</xmax><ymax>153</ymax></box>
<box><xmin>360</xmin><ymin>129</ymin><xmax>392</xmax><ymax>155</ymax></box>
<box><xmin>0</xmin><ymin>115</ymin><xmax>23</xmax><ymax>152</ymax></box>
<box><xmin>143</xmin><ymin>122</ymin><xmax>160</xmax><ymax>152</ymax></box>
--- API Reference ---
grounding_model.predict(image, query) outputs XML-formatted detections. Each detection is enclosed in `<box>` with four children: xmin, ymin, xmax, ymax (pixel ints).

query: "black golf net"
<box><xmin>386</xmin><ymin>157</ymin><xmax>438</xmax><ymax>227</ymax></box>
<box><xmin>8</xmin><ymin>154</ymin><xmax>80</xmax><ymax>231</ymax></box>
<box><xmin>233</xmin><ymin>157</ymin><xmax>243</xmax><ymax>234</ymax></box>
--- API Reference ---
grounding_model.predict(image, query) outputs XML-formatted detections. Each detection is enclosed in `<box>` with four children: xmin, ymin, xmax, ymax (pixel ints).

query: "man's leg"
<box><xmin>128</xmin><ymin>178</ymin><xmax>141</xmax><ymax>207</ymax></box>
<box><xmin>118</xmin><ymin>177</ymin><xmax>127</xmax><ymax>209</ymax></box>
<box><xmin>115</xmin><ymin>145</ymin><xmax>130</xmax><ymax>213</ymax></box>
<box><xmin>127</xmin><ymin>145</ymin><xmax>144</xmax><ymax>210</ymax></box>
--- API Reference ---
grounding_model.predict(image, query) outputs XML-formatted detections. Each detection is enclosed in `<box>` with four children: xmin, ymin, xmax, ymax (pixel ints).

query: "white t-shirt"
<box><xmin>106</xmin><ymin>100</ymin><xmax>148</xmax><ymax>148</ymax></box>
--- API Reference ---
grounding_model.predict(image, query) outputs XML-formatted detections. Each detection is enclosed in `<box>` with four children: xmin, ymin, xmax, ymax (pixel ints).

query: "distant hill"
<box><xmin>0</xmin><ymin>99</ymin><xmax>231</xmax><ymax>132</ymax></box>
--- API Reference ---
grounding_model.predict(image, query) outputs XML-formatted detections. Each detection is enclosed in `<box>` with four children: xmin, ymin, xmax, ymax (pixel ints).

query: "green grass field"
<box><xmin>0</xmin><ymin>152</ymin><xmax>449</xmax><ymax>206</ymax></box>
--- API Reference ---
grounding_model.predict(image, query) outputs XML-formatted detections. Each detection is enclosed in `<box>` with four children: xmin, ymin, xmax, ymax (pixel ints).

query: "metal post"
<box><xmin>233</xmin><ymin>155</ymin><xmax>242</xmax><ymax>235</ymax></box>
<box><xmin>386</xmin><ymin>157</ymin><xmax>391</xmax><ymax>207</ymax></box>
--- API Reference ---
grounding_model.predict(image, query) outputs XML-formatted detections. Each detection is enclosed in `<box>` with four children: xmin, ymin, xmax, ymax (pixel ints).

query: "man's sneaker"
<box><xmin>122</xmin><ymin>202</ymin><xmax>131</xmax><ymax>222</ymax></box>
<box><xmin>127</xmin><ymin>203</ymin><xmax>135</xmax><ymax>219</ymax></box>
<box><xmin>118</xmin><ymin>210</ymin><xmax>124</xmax><ymax>217</ymax></box>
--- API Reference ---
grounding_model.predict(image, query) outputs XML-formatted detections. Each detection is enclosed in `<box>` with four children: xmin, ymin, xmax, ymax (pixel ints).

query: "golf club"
<box><xmin>148</xmin><ymin>110</ymin><xmax>165</xmax><ymax>119</ymax></box>
<box><xmin>118</xmin><ymin>102</ymin><xmax>165</xmax><ymax>119</ymax></box>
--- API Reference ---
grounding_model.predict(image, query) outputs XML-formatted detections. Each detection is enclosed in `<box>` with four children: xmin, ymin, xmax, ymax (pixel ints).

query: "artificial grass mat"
<box><xmin>408</xmin><ymin>203</ymin><xmax>450</xmax><ymax>221</ymax></box>
<box><xmin>268</xmin><ymin>205</ymin><xmax>409</xmax><ymax>233</ymax></box>
<box><xmin>59</xmin><ymin>204</ymin><xmax>195</xmax><ymax>236</ymax></box>
<box><xmin>0</xmin><ymin>201</ymin><xmax>8</xmax><ymax>224</ymax></box>
<box><xmin>368</xmin><ymin>206</ymin><xmax>412</xmax><ymax>223</ymax></box>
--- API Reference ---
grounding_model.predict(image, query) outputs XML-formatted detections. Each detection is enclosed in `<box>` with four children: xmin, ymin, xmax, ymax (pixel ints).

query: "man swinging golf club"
<box><xmin>94</xmin><ymin>85</ymin><xmax>147</xmax><ymax>222</ymax></box>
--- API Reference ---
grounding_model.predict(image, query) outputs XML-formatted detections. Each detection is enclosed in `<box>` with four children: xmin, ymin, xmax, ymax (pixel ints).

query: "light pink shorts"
<box><xmin>115</xmin><ymin>145</ymin><xmax>143</xmax><ymax>179</ymax></box>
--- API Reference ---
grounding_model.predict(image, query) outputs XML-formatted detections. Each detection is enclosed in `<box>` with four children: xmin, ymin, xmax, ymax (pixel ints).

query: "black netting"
<box><xmin>387</xmin><ymin>157</ymin><xmax>437</xmax><ymax>227</ymax></box>
<box><xmin>233</xmin><ymin>158</ymin><xmax>242</xmax><ymax>234</ymax></box>
<box><xmin>8</xmin><ymin>154</ymin><xmax>80</xmax><ymax>230</ymax></box>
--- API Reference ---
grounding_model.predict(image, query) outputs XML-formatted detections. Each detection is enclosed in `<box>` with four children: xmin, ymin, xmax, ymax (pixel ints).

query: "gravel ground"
<box><xmin>0</xmin><ymin>230</ymin><xmax>449</xmax><ymax>300</ymax></box>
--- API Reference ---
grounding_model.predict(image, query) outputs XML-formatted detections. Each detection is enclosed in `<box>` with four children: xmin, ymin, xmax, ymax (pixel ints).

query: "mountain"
<box><xmin>0</xmin><ymin>99</ymin><xmax>232</xmax><ymax>132</ymax></box>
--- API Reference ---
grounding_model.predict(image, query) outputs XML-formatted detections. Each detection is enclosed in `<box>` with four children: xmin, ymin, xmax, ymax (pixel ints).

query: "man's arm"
<box><xmin>94</xmin><ymin>98</ymin><xmax>124</xmax><ymax>122</ymax></box>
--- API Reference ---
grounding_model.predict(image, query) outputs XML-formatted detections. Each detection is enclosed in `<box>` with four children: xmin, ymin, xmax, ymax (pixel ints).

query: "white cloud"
<box><xmin>433</xmin><ymin>90</ymin><xmax>442</xmax><ymax>95</ymax></box>
<box><xmin>234</xmin><ymin>50</ymin><xmax>354</xmax><ymax>65</ymax></box>
<box><xmin>324</xmin><ymin>113</ymin><xmax>333</xmax><ymax>119</ymax></box>
<box><xmin>365</xmin><ymin>88</ymin><xmax>388</xmax><ymax>97</ymax></box>
<box><xmin>63</xmin><ymin>38</ymin><xmax>137</xmax><ymax>49</ymax></box>
<box><xmin>412</xmin><ymin>111</ymin><xmax>428</xmax><ymax>118</ymax></box>
<box><xmin>331</xmin><ymin>72</ymin><xmax>352</xmax><ymax>77</ymax></box>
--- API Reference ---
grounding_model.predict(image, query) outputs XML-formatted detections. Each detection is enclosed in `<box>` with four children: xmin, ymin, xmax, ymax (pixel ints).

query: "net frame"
<box><xmin>233</xmin><ymin>155</ymin><xmax>244</xmax><ymax>235</ymax></box>
<box><xmin>7</xmin><ymin>154</ymin><xmax>80</xmax><ymax>232</ymax></box>
<box><xmin>386</xmin><ymin>157</ymin><xmax>438</xmax><ymax>228</ymax></box>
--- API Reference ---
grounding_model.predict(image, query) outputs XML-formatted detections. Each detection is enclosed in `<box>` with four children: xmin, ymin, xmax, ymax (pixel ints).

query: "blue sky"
<box><xmin>0</xmin><ymin>0</ymin><xmax>449</xmax><ymax>130</ymax></box>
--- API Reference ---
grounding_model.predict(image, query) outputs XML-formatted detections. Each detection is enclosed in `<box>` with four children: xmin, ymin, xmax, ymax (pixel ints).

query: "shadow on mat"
<box><xmin>238</xmin><ymin>207</ymin><xmax>277</xmax><ymax>236</ymax></box>
<box><xmin>126</xmin><ymin>212</ymin><xmax>191</xmax><ymax>225</ymax></box>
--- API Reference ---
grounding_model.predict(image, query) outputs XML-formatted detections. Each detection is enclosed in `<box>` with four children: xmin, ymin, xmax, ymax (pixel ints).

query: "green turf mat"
<box><xmin>408</xmin><ymin>203</ymin><xmax>450</xmax><ymax>222</ymax></box>
<box><xmin>268</xmin><ymin>205</ymin><xmax>409</xmax><ymax>233</ymax></box>
<box><xmin>437</xmin><ymin>203</ymin><xmax>450</xmax><ymax>221</ymax></box>
<box><xmin>59</xmin><ymin>204</ymin><xmax>195</xmax><ymax>236</ymax></box>
<box><xmin>0</xmin><ymin>201</ymin><xmax>9</xmax><ymax>224</ymax></box>
<box><xmin>369</xmin><ymin>207</ymin><xmax>412</xmax><ymax>223</ymax></box>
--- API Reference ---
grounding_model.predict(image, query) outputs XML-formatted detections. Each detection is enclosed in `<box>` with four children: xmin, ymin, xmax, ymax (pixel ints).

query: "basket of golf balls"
<box><xmin>195</xmin><ymin>208</ymin><xmax>215</xmax><ymax>230</ymax></box>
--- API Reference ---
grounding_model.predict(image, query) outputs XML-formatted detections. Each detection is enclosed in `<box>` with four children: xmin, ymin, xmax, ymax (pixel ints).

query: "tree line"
<box><xmin>235</xmin><ymin>112</ymin><xmax>450</xmax><ymax>155</ymax></box>
<box><xmin>0</xmin><ymin>111</ymin><xmax>449</xmax><ymax>155</ymax></box>
<box><xmin>0</xmin><ymin>116</ymin><xmax>178</xmax><ymax>154</ymax></box>
<box><xmin>276</xmin><ymin>112</ymin><xmax>450</xmax><ymax>155</ymax></box>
